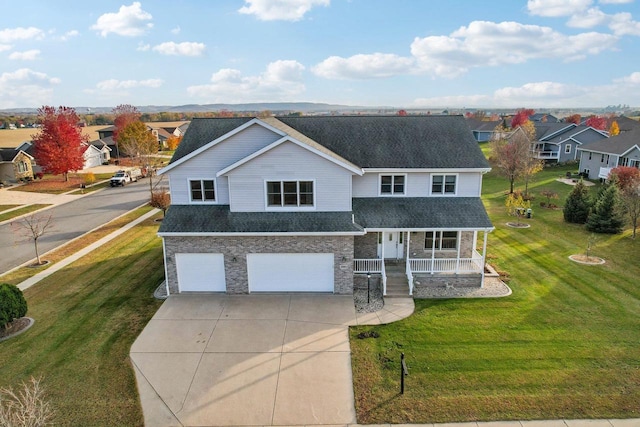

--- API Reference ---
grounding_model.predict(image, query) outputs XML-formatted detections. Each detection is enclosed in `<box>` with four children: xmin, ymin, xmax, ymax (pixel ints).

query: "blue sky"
<box><xmin>1</xmin><ymin>0</ymin><xmax>640</xmax><ymax>110</ymax></box>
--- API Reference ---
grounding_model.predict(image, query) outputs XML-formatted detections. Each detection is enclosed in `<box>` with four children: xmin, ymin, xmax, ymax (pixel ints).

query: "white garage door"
<box><xmin>247</xmin><ymin>253</ymin><xmax>334</xmax><ymax>292</ymax></box>
<box><xmin>175</xmin><ymin>253</ymin><xmax>226</xmax><ymax>292</ymax></box>
<box><xmin>85</xmin><ymin>152</ymin><xmax>102</xmax><ymax>168</ymax></box>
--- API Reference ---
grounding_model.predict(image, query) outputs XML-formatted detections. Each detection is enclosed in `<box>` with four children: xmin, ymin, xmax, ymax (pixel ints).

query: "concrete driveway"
<box><xmin>131</xmin><ymin>294</ymin><xmax>388</xmax><ymax>427</ymax></box>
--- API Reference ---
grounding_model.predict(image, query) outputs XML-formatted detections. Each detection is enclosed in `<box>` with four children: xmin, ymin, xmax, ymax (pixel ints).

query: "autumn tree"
<box><xmin>609</xmin><ymin>120</ymin><xmax>620</xmax><ymax>136</ymax></box>
<box><xmin>491</xmin><ymin>123</ymin><xmax>536</xmax><ymax>194</ymax></box>
<box><xmin>510</xmin><ymin>108</ymin><xmax>534</xmax><ymax>128</ymax></box>
<box><xmin>611</xmin><ymin>167</ymin><xmax>640</xmax><ymax>238</ymax></box>
<box><xmin>112</xmin><ymin>104</ymin><xmax>141</xmax><ymax>158</ymax></box>
<box><xmin>118</xmin><ymin>121</ymin><xmax>158</xmax><ymax>166</ymax></box>
<box><xmin>585</xmin><ymin>115</ymin><xmax>607</xmax><ymax>130</ymax></box>
<box><xmin>150</xmin><ymin>188</ymin><xmax>171</xmax><ymax>217</ymax></box>
<box><xmin>506</xmin><ymin>192</ymin><xmax>531</xmax><ymax>226</ymax></box>
<box><xmin>32</xmin><ymin>106</ymin><xmax>87</xmax><ymax>181</ymax></box>
<box><xmin>565</xmin><ymin>114</ymin><xmax>581</xmax><ymax>124</ymax></box>
<box><xmin>166</xmin><ymin>135</ymin><xmax>182</xmax><ymax>151</ymax></box>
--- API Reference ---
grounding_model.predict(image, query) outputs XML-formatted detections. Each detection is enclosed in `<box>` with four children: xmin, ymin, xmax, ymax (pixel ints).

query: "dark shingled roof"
<box><xmin>171</xmin><ymin>117</ymin><xmax>253</xmax><ymax>164</ymax></box>
<box><xmin>168</xmin><ymin>115</ymin><xmax>489</xmax><ymax>169</ymax></box>
<box><xmin>277</xmin><ymin>115</ymin><xmax>489</xmax><ymax>169</ymax></box>
<box><xmin>159</xmin><ymin>205</ymin><xmax>364</xmax><ymax>234</ymax></box>
<box><xmin>0</xmin><ymin>148</ymin><xmax>19</xmax><ymax>162</ymax></box>
<box><xmin>352</xmin><ymin>197</ymin><xmax>493</xmax><ymax>229</ymax></box>
<box><xmin>579</xmin><ymin>128</ymin><xmax>640</xmax><ymax>155</ymax></box>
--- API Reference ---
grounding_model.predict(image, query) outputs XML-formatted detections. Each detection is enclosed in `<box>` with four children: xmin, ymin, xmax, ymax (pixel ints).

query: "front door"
<box><xmin>378</xmin><ymin>231</ymin><xmax>404</xmax><ymax>259</ymax></box>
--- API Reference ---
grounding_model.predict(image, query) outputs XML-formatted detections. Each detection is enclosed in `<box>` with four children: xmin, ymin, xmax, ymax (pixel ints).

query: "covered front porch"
<box><xmin>353</xmin><ymin>229</ymin><xmax>491</xmax><ymax>296</ymax></box>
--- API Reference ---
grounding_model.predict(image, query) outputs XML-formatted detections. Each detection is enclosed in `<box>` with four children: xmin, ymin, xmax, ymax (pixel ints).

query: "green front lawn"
<box><xmin>0</xmin><ymin>204</ymin><xmax>52</xmax><ymax>222</ymax></box>
<box><xmin>0</xmin><ymin>212</ymin><xmax>163</xmax><ymax>426</ymax></box>
<box><xmin>351</xmin><ymin>164</ymin><xmax>640</xmax><ymax>423</ymax></box>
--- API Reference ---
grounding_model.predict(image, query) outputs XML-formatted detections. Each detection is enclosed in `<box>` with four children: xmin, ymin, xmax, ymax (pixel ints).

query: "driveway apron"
<box><xmin>130</xmin><ymin>294</ymin><xmax>359</xmax><ymax>427</ymax></box>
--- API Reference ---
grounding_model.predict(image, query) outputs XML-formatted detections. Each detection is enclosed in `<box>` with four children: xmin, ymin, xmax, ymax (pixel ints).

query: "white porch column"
<box><xmin>430</xmin><ymin>230</ymin><xmax>436</xmax><ymax>274</ymax></box>
<box><xmin>406</xmin><ymin>231</ymin><xmax>411</xmax><ymax>262</ymax></box>
<box><xmin>455</xmin><ymin>231</ymin><xmax>461</xmax><ymax>274</ymax></box>
<box><xmin>481</xmin><ymin>230</ymin><xmax>489</xmax><ymax>287</ymax></box>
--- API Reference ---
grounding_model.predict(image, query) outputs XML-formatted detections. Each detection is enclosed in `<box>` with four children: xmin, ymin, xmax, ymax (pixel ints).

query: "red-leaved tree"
<box><xmin>112</xmin><ymin>104</ymin><xmax>141</xmax><ymax>158</ymax></box>
<box><xmin>585</xmin><ymin>115</ymin><xmax>607</xmax><ymax>130</ymax></box>
<box><xmin>511</xmin><ymin>108</ymin><xmax>534</xmax><ymax>128</ymax></box>
<box><xmin>32</xmin><ymin>106</ymin><xmax>87</xmax><ymax>181</ymax></box>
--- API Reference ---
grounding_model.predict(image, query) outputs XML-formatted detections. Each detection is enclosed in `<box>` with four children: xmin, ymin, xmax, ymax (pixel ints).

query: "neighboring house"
<box><xmin>157</xmin><ymin>115</ymin><xmax>494</xmax><ymax>297</ymax></box>
<box><xmin>531</xmin><ymin>123</ymin><xmax>608</xmax><ymax>163</ymax></box>
<box><xmin>466</xmin><ymin>118</ymin><xmax>503</xmax><ymax>142</ymax></box>
<box><xmin>82</xmin><ymin>141</ymin><xmax>111</xmax><ymax>168</ymax></box>
<box><xmin>529</xmin><ymin>113</ymin><xmax>560</xmax><ymax>123</ymax></box>
<box><xmin>0</xmin><ymin>148</ymin><xmax>34</xmax><ymax>183</ymax></box>
<box><xmin>577</xmin><ymin>127</ymin><xmax>640</xmax><ymax>180</ymax></box>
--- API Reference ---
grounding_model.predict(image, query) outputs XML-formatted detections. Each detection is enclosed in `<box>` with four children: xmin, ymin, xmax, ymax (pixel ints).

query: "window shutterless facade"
<box><xmin>267</xmin><ymin>180</ymin><xmax>314</xmax><ymax>207</ymax></box>
<box><xmin>190</xmin><ymin>179</ymin><xmax>216</xmax><ymax>202</ymax></box>
<box><xmin>425</xmin><ymin>231</ymin><xmax>458</xmax><ymax>250</ymax></box>
<box><xmin>380</xmin><ymin>174</ymin><xmax>405</xmax><ymax>195</ymax></box>
<box><xmin>431</xmin><ymin>174</ymin><xmax>456</xmax><ymax>195</ymax></box>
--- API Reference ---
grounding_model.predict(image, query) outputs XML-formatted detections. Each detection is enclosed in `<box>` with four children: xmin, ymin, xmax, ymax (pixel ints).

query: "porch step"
<box><xmin>385</xmin><ymin>276</ymin><xmax>410</xmax><ymax>297</ymax></box>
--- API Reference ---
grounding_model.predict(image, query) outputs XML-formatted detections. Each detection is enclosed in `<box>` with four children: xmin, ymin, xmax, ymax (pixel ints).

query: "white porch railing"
<box><xmin>408</xmin><ymin>252</ymin><xmax>484</xmax><ymax>274</ymax></box>
<box><xmin>353</xmin><ymin>258</ymin><xmax>382</xmax><ymax>273</ymax></box>
<box><xmin>599</xmin><ymin>167</ymin><xmax>612</xmax><ymax>179</ymax></box>
<box><xmin>405</xmin><ymin>259</ymin><xmax>414</xmax><ymax>296</ymax></box>
<box><xmin>532</xmin><ymin>150</ymin><xmax>559</xmax><ymax>159</ymax></box>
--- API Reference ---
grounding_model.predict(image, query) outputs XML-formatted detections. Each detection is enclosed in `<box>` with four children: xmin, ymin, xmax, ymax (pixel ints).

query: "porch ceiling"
<box><xmin>352</xmin><ymin>197</ymin><xmax>493</xmax><ymax>230</ymax></box>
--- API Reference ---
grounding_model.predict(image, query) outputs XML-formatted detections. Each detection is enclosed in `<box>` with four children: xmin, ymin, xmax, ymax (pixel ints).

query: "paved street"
<box><xmin>0</xmin><ymin>179</ymin><xmax>152</xmax><ymax>274</ymax></box>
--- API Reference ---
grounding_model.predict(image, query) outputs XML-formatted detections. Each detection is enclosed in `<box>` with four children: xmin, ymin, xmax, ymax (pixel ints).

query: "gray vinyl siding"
<box><xmin>352</xmin><ymin>171</ymin><xmax>482</xmax><ymax>197</ymax></box>
<box><xmin>558</xmin><ymin>141</ymin><xmax>578</xmax><ymax>163</ymax></box>
<box><xmin>225</xmin><ymin>141</ymin><xmax>354</xmax><ymax>212</ymax></box>
<box><xmin>168</xmin><ymin>124</ymin><xmax>281</xmax><ymax>204</ymax></box>
<box><xmin>578</xmin><ymin>150</ymin><xmax>618</xmax><ymax>179</ymax></box>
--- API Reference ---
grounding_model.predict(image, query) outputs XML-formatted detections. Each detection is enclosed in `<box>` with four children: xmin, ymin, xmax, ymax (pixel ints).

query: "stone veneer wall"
<box><xmin>408</xmin><ymin>231</ymin><xmax>475</xmax><ymax>258</ymax></box>
<box><xmin>163</xmin><ymin>235</ymin><xmax>354</xmax><ymax>294</ymax></box>
<box><xmin>412</xmin><ymin>274</ymin><xmax>483</xmax><ymax>298</ymax></box>
<box><xmin>354</xmin><ymin>232</ymin><xmax>378</xmax><ymax>259</ymax></box>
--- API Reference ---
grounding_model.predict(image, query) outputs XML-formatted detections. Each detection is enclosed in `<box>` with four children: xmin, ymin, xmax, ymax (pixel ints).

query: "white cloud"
<box><xmin>599</xmin><ymin>0</ymin><xmax>633</xmax><ymax>3</ymax></box>
<box><xmin>412</xmin><ymin>74</ymin><xmax>640</xmax><ymax>108</ymax></box>
<box><xmin>152</xmin><ymin>41</ymin><xmax>206</xmax><ymax>56</ymax></box>
<box><xmin>238</xmin><ymin>0</ymin><xmax>330</xmax><ymax>21</ymax></box>
<box><xmin>9</xmin><ymin>49</ymin><xmax>40</xmax><ymax>60</ymax></box>
<box><xmin>614</xmin><ymin>71</ymin><xmax>640</xmax><ymax>84</ymax></box>
<box><xmin>608</xmin><ymin>12</ymin><xmax>640</xmax><ymax>35</ymax></box>
<box><xmin>187</xmin><ymin>60</ymin><xmax>305</xmax><ymax>102</ymax></box>
<box><xmin>410</xmin><ymin>21</ymin><xmax>617</xmax><ymax>77</ymax></box>
<box><xmin>0</xmin><ymin>68</ymin><xmax>60</xmax><ymax>109</ymax></box>
<box><xmin>567</xmin><ymin>7</ymin><xmax>609</xmax><ymax>27</ymax></box>
<box><xmin>0</xmin><ymin>44</ymin><xmax>11</xmax><ymax>52</ymax></box>
<box><xmin>91</xmin><ymin>2</ymin><xmax>153</xmax><ymax>37</ymax></box>
<box><xmin>312</xmin><ymin>53</ymin><xmax>414</xmax><ymax>79</ymax></box>
<box><xmin>137</xmin><ymin>42</ymin><xmax>150</xmax><ymax>51</ymax></box>
<box><xmin>61</xmin><ymin>30</ymin><xmax>79</xmax><ymax>41</ymax></box>
<box><xmin>95</xmin><ymin>78</ymin><xmax>163</xmax><ymax>90</ymax></box>
<box><xmin>171</xmin><ymin>26</ymin><xmax>181</xmax><ymax>35</ymax></box>
<box><xmin>0</xmin><ymin>27</ymin><xmax>45</xmax><ymax>43</ymax></box>
<box><xmin>527</xmin><ymin>0</ymin><xmax>592</xmax><ymax>17</ymax></box>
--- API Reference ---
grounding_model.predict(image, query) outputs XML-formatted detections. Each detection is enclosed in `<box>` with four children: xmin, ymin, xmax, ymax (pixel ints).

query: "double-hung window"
<box><xmin>380</xmin><ymin>175</ymin><xmax>405</xmax><ymax>195</ymax></box>
<box><xmin>425</xmin><ymin>231</ymin><xmax>458</xmax><ymax>250</ymax></box>
<box><xmin>431</xmin><ymin>174</ymin><xmax>456</xmax><ymax>195</ymax></box>
<box><xmin>565</xmin><ymin>144</ymin><xmax>572</xmax><ymax>154</ymax></box>
<box><xmin>267</xmin><ymin>180</ymin><xmax>314</xmax><ymax>207</ymax></box>
<box><xmin>190</xmin><ymin>179</ymin><xmax>215</xmax><ymax>202</ymax></box>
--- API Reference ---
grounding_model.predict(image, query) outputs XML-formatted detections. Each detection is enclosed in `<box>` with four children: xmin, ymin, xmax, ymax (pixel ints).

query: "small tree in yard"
<box><xmin>586</xmin><ymin>183</ymin><xmax>625</xmax><ymax>234</ymax></box>
<box><xmin>540</xmin><ymin>189</ymin><xmax>559</xmax><ymax>208</ymax></box>
<box><xmin>563</xmin><ymin>180</ymin><xmax>591</xmax><ymax>224</ymax></box>
<box><xmin>118</xmin><ymin>121</ymin><xmax>158</xmax><ymax>167</ymax></box>
<box><xmin>150</xmin><ymin>188</ymin><xmax>171</xmax><ymax>217</ymax></box>
<box><xmin>611</xmin><ymin>167</ymin><xmax>640</xmax><ymax>239</ymax></box>
<box><xmin>506</xmin><ymin>192</ymin><xmax>530</xmax><ymax>225</ymax></box>
<box><xmin>11</xmin><ymin>214</ymin><xmax>54</xmax><ymax>266</ymax></box>
<box><xmin>0</xmin><ymin>283</ymin><xmax>27</xmax><ymax>330</ymax></box>
<box><xmin>491</xmin><ymin>127</ymin><xmax>531</xmax><ymax>194</ymax></box>
<box><xmin>32</xmin><ymin>106</ymin><xmax>87</xmax><ymax>182</ymax></box>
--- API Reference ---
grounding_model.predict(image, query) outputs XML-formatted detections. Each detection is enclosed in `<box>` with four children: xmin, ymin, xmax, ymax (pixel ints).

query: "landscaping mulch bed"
<box><xmin>0</xmin><ymin>317</ymin><xmax>34</xmax><ymax>342</ymax></box>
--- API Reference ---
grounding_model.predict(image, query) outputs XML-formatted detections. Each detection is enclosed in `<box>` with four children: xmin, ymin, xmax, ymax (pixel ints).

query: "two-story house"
<box><xmin>531</xmin><ymin>122</ymin><xmax>609</xmax><ymax>163</ymax></box>
<box><xmin>157</xmin><ymin>115</ymin><xmax>494</xmax><ymax>297</ymax></box>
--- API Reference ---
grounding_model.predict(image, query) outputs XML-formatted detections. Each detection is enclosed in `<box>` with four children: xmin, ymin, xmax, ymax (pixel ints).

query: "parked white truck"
<box><xmin>110</xmin><ymin>168</ymin><xmax>143</xmax><ymax>187</ymax></box>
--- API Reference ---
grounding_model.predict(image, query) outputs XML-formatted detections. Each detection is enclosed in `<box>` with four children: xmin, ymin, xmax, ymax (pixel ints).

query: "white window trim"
<box><xmin>430</xmin><ymin>173</ymin><xmax>458</xmax><ymax>196</ymax></box>
<box><xmin>188</xmin><ymin>178</ymin><xmax>218</xmax><ymax>204</ymax></box>
<box><xmin>565</xmin><ymin>143</ymin><xmax>572</xmax><ymax>154</ymax></box>
<box><xmin>264</xmin><ymin>179</ymin><xmax>316</xmax><ymax>211</ymax></box>
<box><xmin>378</xmin><ymin>173</ymin><xmax>407</xmax><ymax>196</ymax></box>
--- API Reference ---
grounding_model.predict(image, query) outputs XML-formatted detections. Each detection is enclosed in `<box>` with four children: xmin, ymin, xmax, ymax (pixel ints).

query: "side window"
<box><xmin>190</xmin><ymin>179</ymin><xmax>215</xmax><ymax>202</ymax></box>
